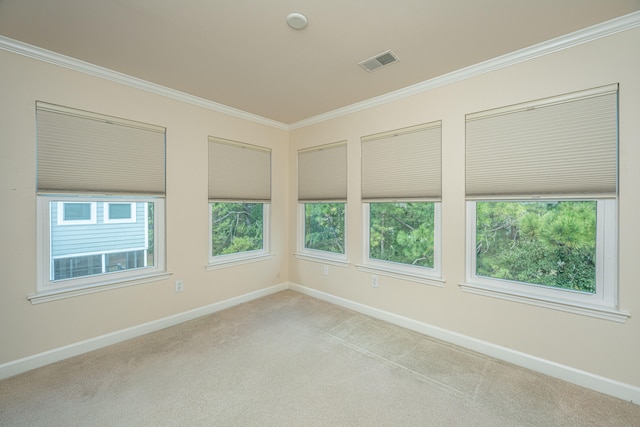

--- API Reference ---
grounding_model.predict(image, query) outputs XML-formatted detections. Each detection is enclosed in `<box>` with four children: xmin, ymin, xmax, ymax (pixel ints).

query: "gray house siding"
<box><xmin>50</xmin><ymin>202</ymin><xmax>147</xmax><ymax>258</ymax></box>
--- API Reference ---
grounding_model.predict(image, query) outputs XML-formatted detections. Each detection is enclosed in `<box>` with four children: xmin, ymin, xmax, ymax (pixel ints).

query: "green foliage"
<box><xmin>369</xmin><ymin>202</ymin><xmax>435</xmax><ymax>268</ymax></box>
<box><xmin>305</xmin><ymin>203</ymin><xmax>345</xmax><ymax>254</ymax></box>
<box><xmin>476</xmin><ymin>201</ymin><xmax>596</xmax><ymax>293</ymax></box>
<box><xmin>211</xmin><ymin>203</ymin><xmax>263</xmax><ymax>256</ymax></box>
<box><xmin>147</xmin><ymin>202</ymin><xmax>154</xmax><ymax>265</ymax></box>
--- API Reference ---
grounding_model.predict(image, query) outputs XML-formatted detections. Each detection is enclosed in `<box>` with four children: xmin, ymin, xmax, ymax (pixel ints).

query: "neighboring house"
<box><xmin>50</xmin><ymin>201</ymin><xmax>150</xmax><ymax>280</ymax></box>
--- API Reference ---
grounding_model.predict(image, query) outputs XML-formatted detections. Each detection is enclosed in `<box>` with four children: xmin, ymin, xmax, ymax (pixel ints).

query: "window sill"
<box><xmin>206</xmin><ymin>253</ymin><xmax>274</xmax><ymax>271</ymax></box>
<box><xmin>294</xmin><ymin>252</ymin><xmax>350</xmax><ymax>268</ymax></box>
<box><xmin>459</xmin><ymin>281</ymin><xmax>630</xmax><ymax>323</ymax></box>
<box><xmin>356</xmin><ymin>264</ymin><xmax>445</xmax><ymax>287</ymax></box>
<box><xmin>28</xmin><ymin>272</ymin><xmax>173</xmax><ymax>304</ymax></box>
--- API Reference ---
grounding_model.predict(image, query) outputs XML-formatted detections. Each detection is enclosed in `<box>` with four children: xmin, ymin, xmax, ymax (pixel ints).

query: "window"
<box><xmin>57</xmin><ymin>202</ymin><xmax>97</xmax><ymax>225</ymax></box>
<box><xmin>46</xmin><ymin>198</ymin><xmax>158</xmax><ymax>282</ymax></box>
<box><xmin>463</xmin><ymin>85</ymin><xmax>625</xmax><ymax>321</ymax></box>
<box><xmin>104</xmin><ymin>202</ymin><xmax>136</xmax><ymax>223</ymax></box>
<box><xmin>359</xmin><ymin>122</ymin><xmax>442</xmax><ymax>283</ymax></box>
<box><xmin>368</xmin><ymin>202</ymin><xmax>437</xmax><ymax>267</ymax></box>
<box><xmin>210</xmin><ymin>202</ymin><xmax>267</xmax><ymax>256</ymax></box>
<box><xmin>297</xmin><ymin>142</ymin><xmax>347</xmax><ymax>262</ymax></box>
<box><xmin>304</xmin><ymin>202</ymin><xmax>345</xmax><ymax>254</ymax></box>
<box><xmin>35</xmin><ymin>102</ymin><xmax>167</xmax><ymax>301</ymax></box>
<box><xmin>470</xmin><ymin>200</ymin><xmax>615</xmax><ymax>293</ymax></box>
<box><xmin>208</xmin><ymin>137</ymin><xmax>271</xmax><ymax>266</ymax></box>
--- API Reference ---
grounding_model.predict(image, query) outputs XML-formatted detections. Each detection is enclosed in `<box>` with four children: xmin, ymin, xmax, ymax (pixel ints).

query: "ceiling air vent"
<box><xmin>359</xmin><ymin>50</ymin><xmax>399</xmax><ymax>72</ymax></box>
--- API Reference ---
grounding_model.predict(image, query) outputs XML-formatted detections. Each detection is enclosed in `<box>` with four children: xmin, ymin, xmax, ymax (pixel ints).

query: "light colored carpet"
<box><xmin>1</xmin><ymin>290</ymin><xmax>639</xmax><ymax>426</ymax></box>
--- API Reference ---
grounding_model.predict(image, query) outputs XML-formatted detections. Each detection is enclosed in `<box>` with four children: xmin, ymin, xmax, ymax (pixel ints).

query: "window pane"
<box><xmin>109</xmin><ymin>203</ymin><xmax>132</xmax><ymax>220</ymax></box>
<box><xmin>304</xmin><ymin>203</ymin><xmax>345</xmax><ymax>254</ymax></box>
<box><xmin>211</xmin><ymin>202</ymin><xmax>264</xmax><ymax>256</ymax></box>
<box><xmin>476</xmin><ymin>201</ymin><xmax>596</xmax><ymax>293</ymax></box>
<box><xmin>370</xmin><ymin>202</ymin><xmax>434</xmax><ymax>268</ymax></box>
<box><xmin>53</xmin><ymin>255</ymin><xmax>102</xmax><ymax>280</ymax></box>
<box><xmin>50</xmin><ymin>201</ymin><xmax>154</xmax><ymax>281</ymax></box>
<box><xmin>64</xmin><ymin>203</ymin><xmax>91</xmax><ymax>221</ymax></box>
<box><xmin>105</xmin><ymin>250</ymin><xmax>145</xmax><ymax>272</ymax></box>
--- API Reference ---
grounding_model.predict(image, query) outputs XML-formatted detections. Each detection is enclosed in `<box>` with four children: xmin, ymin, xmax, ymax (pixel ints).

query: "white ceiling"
<box><xmin>1</xmin><ymin>0</ymin><xmax>638</xmax><ymax>125</ymax></box>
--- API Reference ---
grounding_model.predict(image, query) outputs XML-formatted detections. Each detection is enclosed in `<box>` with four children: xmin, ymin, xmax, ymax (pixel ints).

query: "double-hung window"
<box><xmin>207</xmin><ymin>137</ymin><xmax>271</xmax><ymax>267</ymax></box>
<box><xmin>359</xmin><ymin>122</ymin><xmax>443</xmax><ymax>285</ymax></box>
<box><xmin>462</xmin><ymin>84</ymin><xmax>626</xmax><ymax>321</ymax></box>
<box><xmin>35</xmin><ymin>102</ymin><xmax>167</xmax><ymax>302</ymax></box>
<box><xmin>297</xmin><ymin>142</ymin><xmax>347</xmax><ymax>263</ymax></box>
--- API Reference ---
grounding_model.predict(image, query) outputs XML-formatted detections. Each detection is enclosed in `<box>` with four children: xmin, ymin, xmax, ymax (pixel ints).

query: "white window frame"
<box><xmin>206</xmin><ymin>203</ymin><xmax>272</xmax><ymax>270</ymax></box>
<box><xmin>295</xmin><ymin>202</ymin><xmax>348</xmax><ymax>267</ymax></box>
<box><xmin>103</xmin><ymin>202</ymin><xmax>137</xmax><ymax>224</ymax></box>
<box><xmin>56</xmin><ymin>201</ymin><xmax>97</xmax><ymax>225</ymax></box>
<box><xmin>34</xmin><ymin>195</ymin><xmax>167</xmax><ymax>303</ymax></box>
<box><xmin>358</xmin><ymin>202</ymin><xmax>443</xmax><ymax>287</ymax></box>
<box><xmin>461</xmin><ymin>198</ymin><xmax>628</xmax><ymax>322</ymax></box>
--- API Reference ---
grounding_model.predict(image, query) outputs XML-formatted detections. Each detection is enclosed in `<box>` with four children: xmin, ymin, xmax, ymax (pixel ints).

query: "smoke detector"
<box><xmin>359</xmin><ymin>50</ymin><xmax>399</xmax><ymax>72</ymax></box>
<box><xmin>286</xmin><ymin>13</ymin><xmax>308</xmax><ymax>30</ymax></box>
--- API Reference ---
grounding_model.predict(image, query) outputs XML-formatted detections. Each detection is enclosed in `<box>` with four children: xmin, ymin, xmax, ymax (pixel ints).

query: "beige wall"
<box><xmin>0</xmin><ymin>50</ymin><xmax>290</xmax><ymax>364</ymax></box>
<box><xmin>289</xmin><ymin>28</ymin><xmax>640</xmax><ymax>387</ymax></box>
<box><xmin>1</xmin><ymin>26</ymin><xmax>638</xmax><ymax>391</ymax></box>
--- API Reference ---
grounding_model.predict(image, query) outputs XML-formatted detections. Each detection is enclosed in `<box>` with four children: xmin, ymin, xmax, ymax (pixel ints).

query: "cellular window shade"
<box><xmin>466</xmin><ymin>84</ymin><xmax>618</xmax><ymax>198</ymax></box>
<box><xmin>208</xmin><ymin>137</ymin><xmax>271</xmax><ymax>201</ymax></box>
<box><xmin>36</xmin><ymin>102</ymin><xmax>166</xmax><ymax>195</ymax></box>
<box><xmin>298</xmin><ymin>142</ymin><xmax>347</xmax><ymax>201</ymax></box>
<box><xmin>362</xmin><ymin>122</ymin><xmax>441</xmax><ymax>201</ymax></box>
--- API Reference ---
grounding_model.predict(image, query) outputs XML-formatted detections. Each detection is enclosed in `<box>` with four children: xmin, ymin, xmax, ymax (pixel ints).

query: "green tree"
<box><xmin>305</xmin><ymin>203</ymin><xmax>345</xmax><ymax>253</ymax></box>
<box><xmin>211</xmin><ymin>203</ymin><xmax>263</xmax><ymax>256</ymax></box>
<box><xmin>476</xmin><ymin>201</ymin><xmax>596</xmax><ymax>292</ymax></box>
<box><xmin>147</xmin><ymin>202</ymin><xmax>154</xmax><ymax>265</ymax></box>
<box><xmin>369</xmin><ymin>202</ymin><xmax>435</xmax><ymax>267</ymax></box>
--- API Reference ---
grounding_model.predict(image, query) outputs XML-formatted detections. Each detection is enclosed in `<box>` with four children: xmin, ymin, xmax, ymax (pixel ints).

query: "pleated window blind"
<box><xmin>465</xmin><ymin>84</ymin><xmax>618</xmax><ymax>199</ymax></box>
<box><xmin>208</xmin><ymin>137</ymin><xmax>271</xmax><ymax>202</ymax></box>
<box><xmin>36</xmin><ymin>102</ymin><xmax>166</xmax><ymax>195</ymax></box>
<box><xmin>361</xmin><ymin>121</ymin><xmax>441</xmax><ymax>201</ymax></box>
<box><xmin>298</xmin><ymin>142</ymin><xmax>347</xmax><ymax>202</ymax></box>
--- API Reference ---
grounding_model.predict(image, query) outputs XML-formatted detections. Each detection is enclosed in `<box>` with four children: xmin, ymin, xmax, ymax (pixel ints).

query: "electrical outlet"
<box><xmin>175</xmin><ymin>280</ymin><xmax>184</xmax><ymax>293</ymax></box>
<box><xmin>323</xmin><ymin>265</ymin><xmax>329</xmax><ymax>276</ymax></box>
<box><xmin>371</xmin><ymin>275</ymin><xmax>379</xmax><ymax>288</ymax></box>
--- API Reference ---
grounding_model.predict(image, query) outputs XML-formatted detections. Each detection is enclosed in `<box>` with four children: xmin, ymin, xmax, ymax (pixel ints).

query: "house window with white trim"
<box><xmin>104</xmin><ymin>202</ymin><xmax>136</xmax><ymax>223</ymax></box>
<box><xmin>57</xmin><ymin>202</ymin><xmax>97</xmax><ymax>225</ymax></box>
<box><xmin>35</xmin><ymin>102</ymin><xmax>166</xmax><ymax>299</ymax></box>
<box><xmin>360</xmin><ymin>122</ymin><xmax>442</xmax><ymax>282</ymax></box>
<box><xmin>462</xmin><ymin>85</ymin><xmax>624</xmax><ymax>320</ymax></box>
<box><xmin>207</xmin><ymin>137</ymin><xmax>271</xmax><ymax>266</ymax></box>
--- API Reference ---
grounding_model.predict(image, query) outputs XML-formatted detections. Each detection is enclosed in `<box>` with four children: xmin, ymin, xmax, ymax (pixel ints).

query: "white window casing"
<box><xmin>359</xmin><ymin>122</ymin><xmax>443</xmax><ymax>282</ymax></box>
<box><xmin>207</xmin><ymin>137</ymin><xmax>272</xmax><ymax>266</ymax></box>
<box><xmin>35</xmin><ymin>196</ymin><xmax>167</xmax><ymax>303</ymax></box>
<box><xmin>296</xmin><ymin>142</ymin><xmax>348</xmax><ymax>262</ymax></box>
<box><xmin>34</xmin><ymin>102</ymin><xmax>167</xmax><ymax>302</ymax></box>
<box><xmin>462</xmin><ymin>84</ymin><xmax>627</xmax><ymax>322</ymax></box>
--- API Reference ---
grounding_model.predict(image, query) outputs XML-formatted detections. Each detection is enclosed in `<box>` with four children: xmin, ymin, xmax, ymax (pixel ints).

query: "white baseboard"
<box><xmin>0</xmin><ymin>283</ymin><xmax>288</xmax><ymax>380</ymax></box>
<box><xmin>3</xmin><ymin>281</ymin><xmax>638</xmax><ymax>405</ymax></box>
<box><xmin>288</xmin><ymin>282</ymin><xmax>640</xmax><ymax>404</ymax></box>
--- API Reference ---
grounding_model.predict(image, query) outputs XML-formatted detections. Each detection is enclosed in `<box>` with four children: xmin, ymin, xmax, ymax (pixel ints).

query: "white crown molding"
<box><xmin>1</xmin><ymin>11</ymin><xmax>638</xmax><ymax>131</ymax></box>
<box><xmin>0</xmin><ymin>35</ymin><xmax>289</xmax><ymax>131</ymax></box>
<box><xmin>289</xmin><ymin>10</ymin><xmax>640</xmax><ymax>130</ymax></box>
